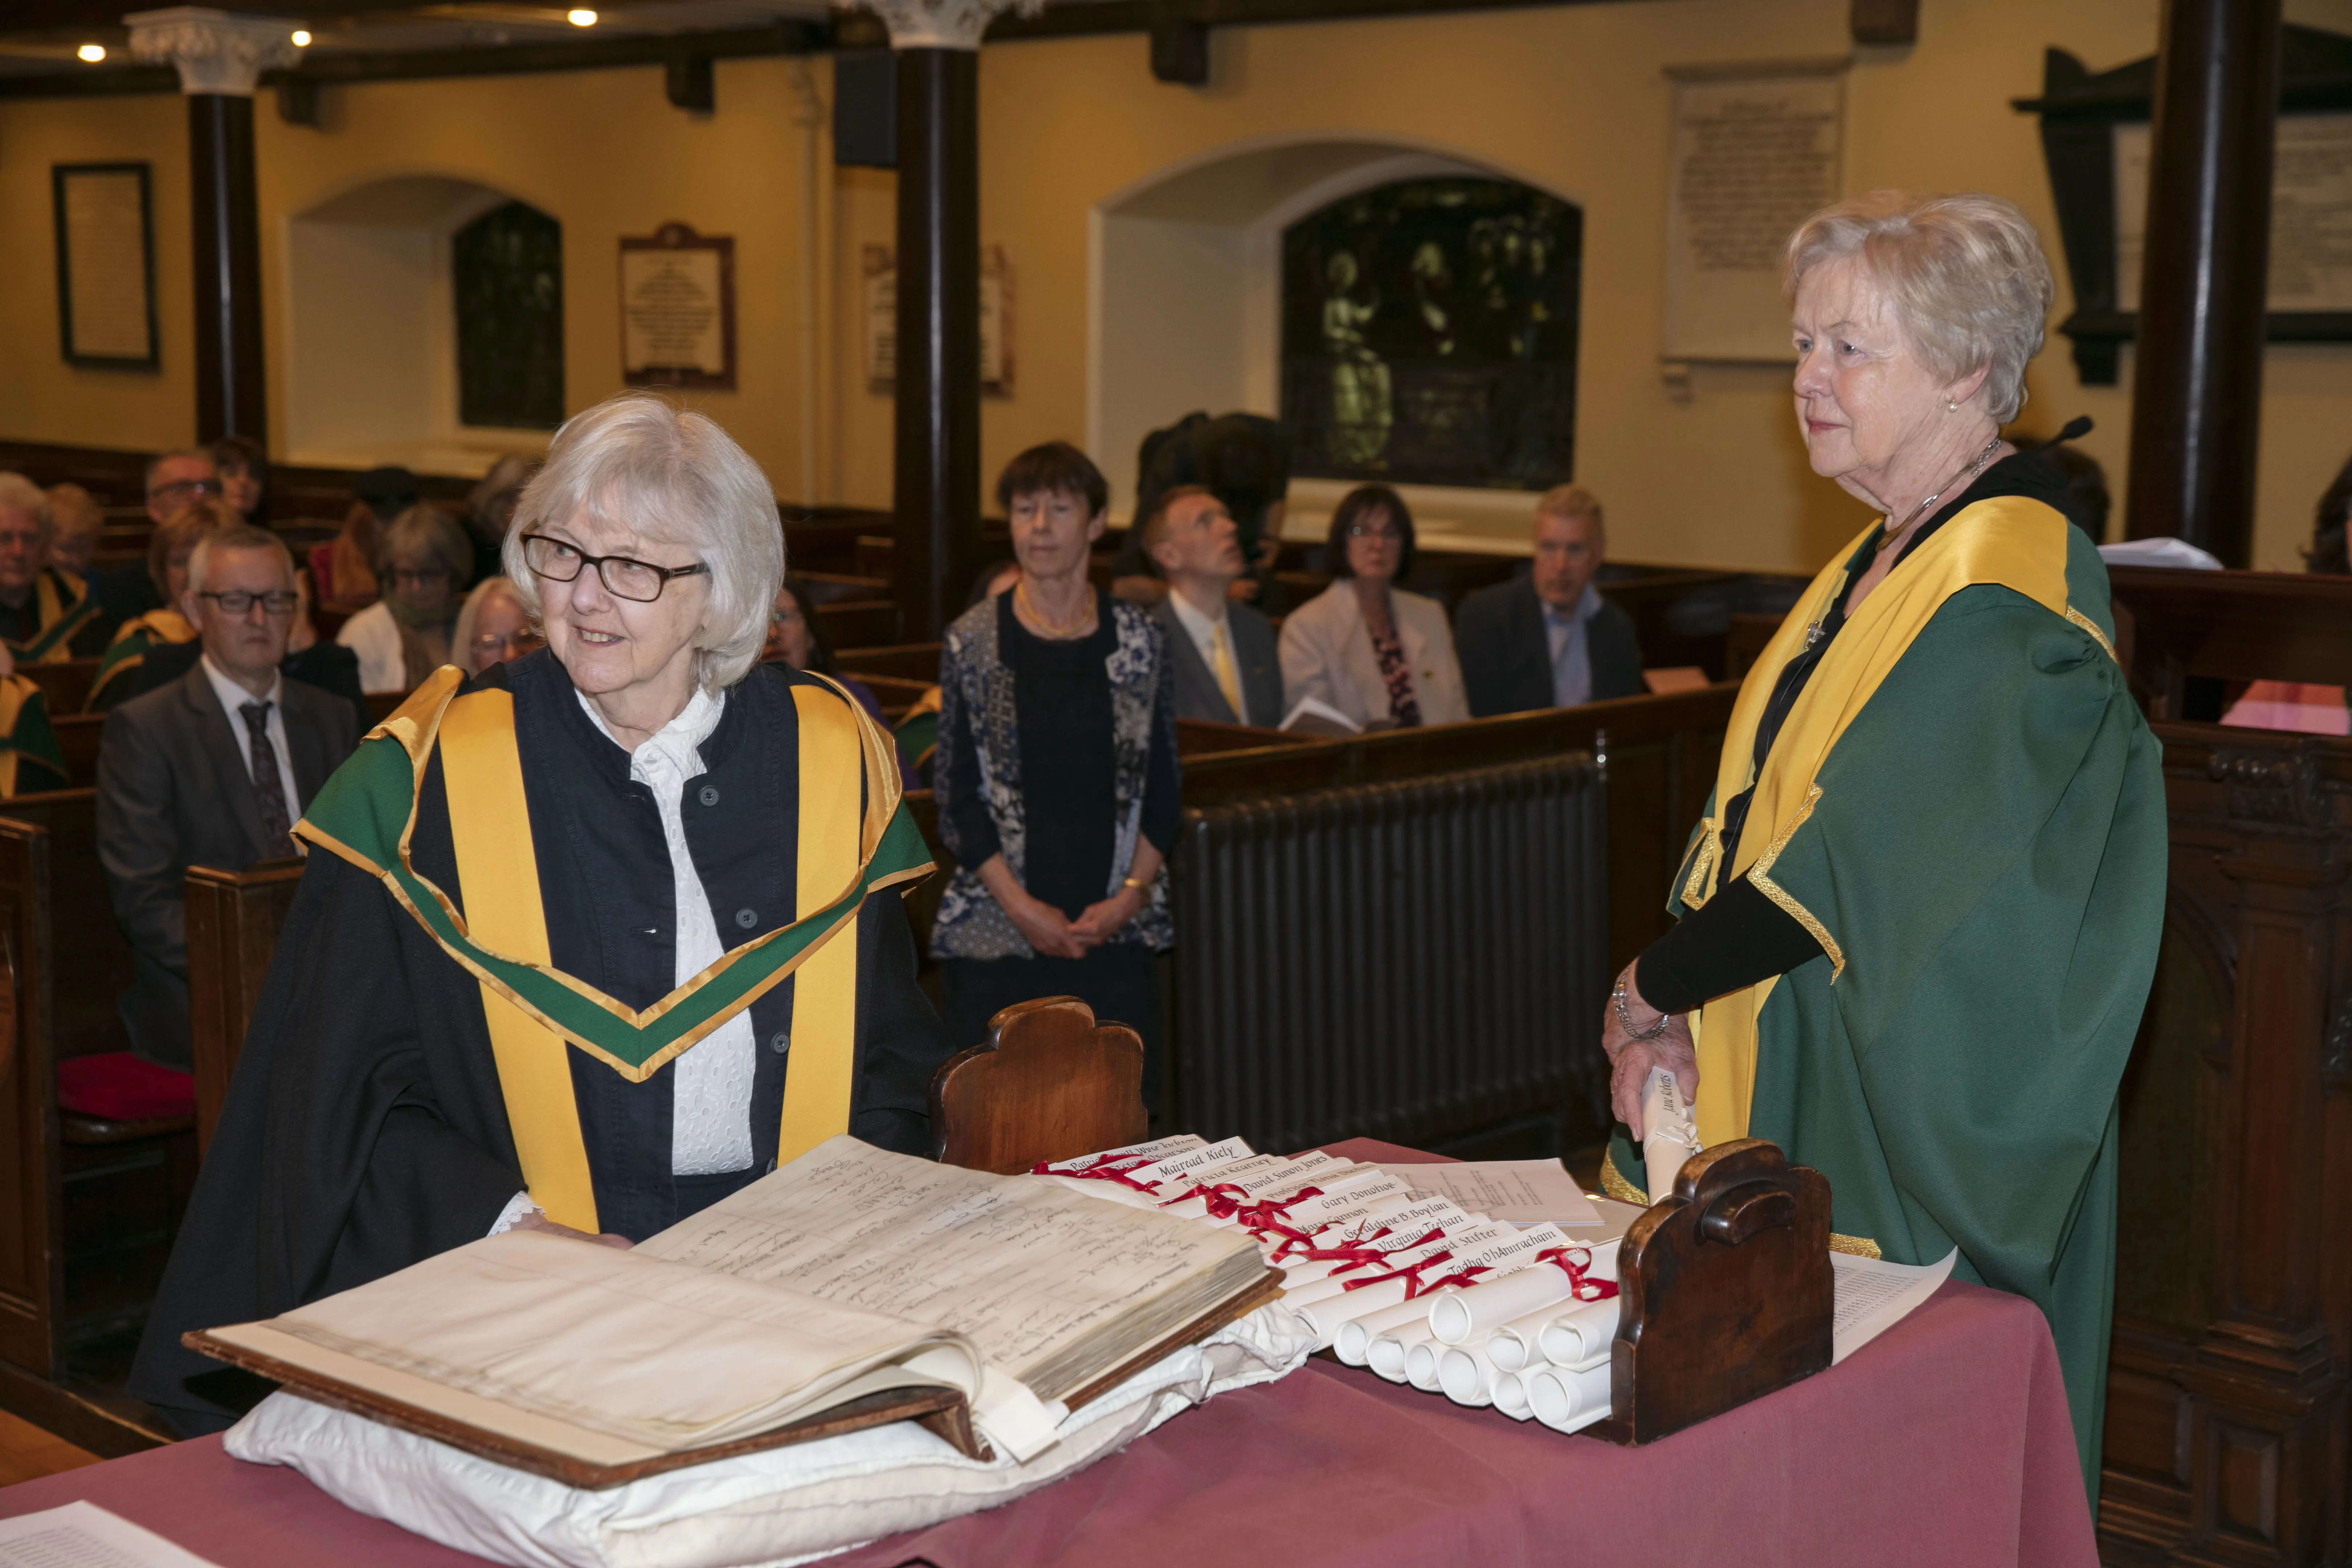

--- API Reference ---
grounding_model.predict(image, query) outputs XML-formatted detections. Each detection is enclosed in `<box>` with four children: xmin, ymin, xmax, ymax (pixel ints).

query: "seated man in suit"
<box><xmin>1143</xmin><ymin>485</ymin><xmax>1282</xmax><ymax>727</ymax></box>
<box><xmin>97</xmin><ymin>525</ymin><xmax>359</xmax><ymax>1071</ymax></box>
<box><xmin>1454</xmin><ymin>486</ymin><xmax>1642</xmax><ymax>718</ymax></box>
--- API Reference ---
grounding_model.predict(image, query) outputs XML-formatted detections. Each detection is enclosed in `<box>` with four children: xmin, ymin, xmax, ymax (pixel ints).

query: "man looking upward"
<box><xmin>97</xmin><ymin>526</ymin><xmax>356</xmax><ymax>1069</ymax></box>
<box><xmin>1144</xmin><ymin>485</ymin><xmax>1282</xmax><ymax>727</ymax></box>
<box><xmin>1455</xmin><ymin>485</ymin><xmax>1642</xmax><ymax>718</ymax></box>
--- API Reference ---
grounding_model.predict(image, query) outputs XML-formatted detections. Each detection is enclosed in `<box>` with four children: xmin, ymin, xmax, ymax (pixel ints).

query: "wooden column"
<box><xmin>892</xmin><ymin>46</ymin><xmax>980</xmax><ymax>642</ymax></box>
<box><xmin>2123</xmin><ymin>0</ymin><xmax>2283</xmax><ymax>567</ymax></box>
<box><xmin>188</xmin><ymin>92</ymin><xmax>266</xmax><ymax>443</ymax></box>
<box><xmin>127</xmin><ymin>7</ymin><xmax>297</xmax><ymax>446</ymax></box>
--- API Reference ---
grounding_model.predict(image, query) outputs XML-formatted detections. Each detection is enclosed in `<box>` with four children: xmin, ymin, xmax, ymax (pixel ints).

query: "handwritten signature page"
<box><xmin>208</xmin><ymin>1229</ymin><xmax>978</xmax><ymax>1464</ymax></box>
<box><xmin>637</xmin><ymin>1136</ymin><xmax>1267</xmax><ymax>1404</ymax></box>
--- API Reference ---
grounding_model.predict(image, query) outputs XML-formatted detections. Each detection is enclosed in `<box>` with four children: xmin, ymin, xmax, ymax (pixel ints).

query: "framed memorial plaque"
<box><xmin>619</xmin><ymin>223</ymin><xmax>735</xmax><ymax>392</ymax></box>
<box><xmin>52</xmin><ymin>162</ymin><xmax>159</xmax><ymax>371</ymax></box>
<box><xmin>861</xmin><ymin>243</ymin><xmax>1014</xmax><ymax>398</ymax></box>
<box><xmin>1661</xmin><ymin>61</ymin><xmax>1846</xmax><ymax>364</ymax></box>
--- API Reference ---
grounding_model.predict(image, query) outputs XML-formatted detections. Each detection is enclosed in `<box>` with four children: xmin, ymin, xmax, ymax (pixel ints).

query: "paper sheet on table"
<box><xmin>0</xmin><ymin>1502</ymin><xmax>222</xmax><ymax>1567</ymax></box>
<box><xmin>1832</xmin><ymin>1247</ymin><xmax>1957</xmax><ymax>1363</ymax></box>
<box><xmin>1389</xmin><ymin>1159</ymin><xmax>1602</xmax><ymax>1226</ymax></box>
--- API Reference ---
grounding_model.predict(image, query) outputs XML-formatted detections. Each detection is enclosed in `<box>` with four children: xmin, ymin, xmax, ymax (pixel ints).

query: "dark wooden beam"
<box><xmin>189</xmin><ymin>93</ymin><xmax>266</xmax><ymax>445</ymax></box>
<box><xmin>1849</xmin><ymin>0</ymin><xmax>1917</xmax><ymax>46</ymax></box>
<box><xmin>663</xmin><ymin>49</ymin><xmax>714</xmax><ymax>111</ymax></box>
<box><xmin>893</xmin><ymin>46</ymin><xmax>980</xmax><ymax>643</ymax></box>
<box><xmin>2124</xmin><ymin>0</ymin><xmax>2284</xmax><ymax>565</ymax></box>
<box><xmin>1150</xmin><ymin>11</ymin><xmax>1211</xmax><ymax>82</ymax></box>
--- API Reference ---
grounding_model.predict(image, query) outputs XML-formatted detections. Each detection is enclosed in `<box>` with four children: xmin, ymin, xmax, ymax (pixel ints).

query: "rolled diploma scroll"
<box><xmin>1317</xmin><ymin>1222</ymin><xmax>1565</xmax><ymax>1355</ymax></box>
<box><xmin>1526</xmin><ymin>1359</ymin><xmax>1612</xmax><ymax>1434</ymax></box>
<box><xmin>1287</xmin><ymin>1221</ymin><xmax>1493</xmax><ymax>1316</ymax></box>
<box><xmin>1292</xmin><ymin>1228</ymin><xmax>1505</xmax><ymax>1349</ymax></box>
<box><xmin>1490</xmin><ymin>1367</ymin><xmax>1535</xmax><ymax>1420</ymax></box>
<box><xmin>1436</xmin><ymin>1344</ymin><xmax>1498</xmax><ymax>1406</ymax></box>
<box><xmin>1641</xmin><ymin>1065</ymin><xmax>1702</xmax><ymax>1200</ymax></box>
<box><xmin>1402</xmin><ymin>1339</ymin><xmax>1446</xmax><ymax>1391</ymax></box>
<box><xmin>1362</xmin><ymin>1223</ymin><xmax>1576</xmax><ymax>1372</ymax></box>
<box><xmin>1426</xmin><ymin>1237</ymin><xmax>1620</xmax><ymax>1346</ymax></box>
<box><xmin>1159</xmin><ymin>1152</ymin><xmax>1338</xmax><ymax>1224</ymax></box>
<box><xmin>1537</xmin><ymin>1297</ymin><xmax>1622</xmax><ymax>1368</ymax></box>
<box><xmin>1280</xmin><ymin>1196</ymin><xmax>1467</xmax><ymax>1287</ymax></box>
<box><xmin>1035</xmin><ymin>1136</ymin><xmax>1255</xmax><ymax>1208</ymax></box>
<box><xmin>1280</xmin><ymin>1200</ymin><xmax>1478</xmax><ymax>1306</ymax></box>
<box><xmin>1272</xmin><ymin>1193</ymin><xmax>1417</xmax><ymax>1273</ymax></box>
<box><xmin>1345</xmin><ymin>1298</ymin><xmax>1442</xmax><ymax>1369</ymax></box>
<box><xmin>1257</xmin><ymin>1172</ymin><xmax>1408</xmax><ymax>1244</ymax></box>
<box><xmin>1035</xmin><ymin>1133</ymin><xmax>1206</xmax><ymax>1172</ymax></box>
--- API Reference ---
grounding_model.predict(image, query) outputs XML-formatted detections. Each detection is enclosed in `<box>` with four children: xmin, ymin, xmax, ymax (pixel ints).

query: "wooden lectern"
<box><xmin>1592</xmin><ymin>1138</ymin><xmax>1835</xmax><ymax>1445</ymax></box>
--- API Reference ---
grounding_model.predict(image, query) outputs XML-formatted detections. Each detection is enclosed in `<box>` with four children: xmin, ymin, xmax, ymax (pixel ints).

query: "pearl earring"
<box><xmin>1947</xmin><ymin>401</ymin><xmax>1959</xmax><ymax>412</ymax></box>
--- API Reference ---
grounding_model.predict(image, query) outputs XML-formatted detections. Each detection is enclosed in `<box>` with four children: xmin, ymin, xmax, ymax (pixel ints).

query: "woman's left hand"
<box><xmin>1601</xmin><ymin>963</ymin><xmax>1699</xmax><ymax>1136</ymax></box>
<box><xmin>1070</xmin><ymin>886</ymin><xmax>1144</xmax><ymax>949</ymax></box>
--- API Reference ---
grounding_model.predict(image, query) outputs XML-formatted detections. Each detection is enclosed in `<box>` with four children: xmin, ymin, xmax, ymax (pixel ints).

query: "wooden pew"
<box><xmin>51</xmin><ymin>716</ymin><xmax>101</xmax><ymax>788</ymax></box>
<box><xmin>2108</xmin><ymin>564</ymin><xmax>2352</xmax><ymax>719</ymax></box>
<box><xmin>816</xmin><ymin>600</ymin><xmax>900</xmax><ymax>650</ymax></box>
<box><xmin>836</xmin><ymin>643</ymin><xmax>946</xmax><ymax>684</ymax></box>
<box><xmin>17</xmin><ymin>660</ymin><xmax>100</xmax><ymax>719</ymax></box>
<box><xmin>0</xmin><ymin>810</ymin><xmax>179</xmax><ymax>1456</ymax></box>
<box><xmin>183</xmin><ymin>860</ymin><xmax>303</xmax><ymax>1157</ymax></box>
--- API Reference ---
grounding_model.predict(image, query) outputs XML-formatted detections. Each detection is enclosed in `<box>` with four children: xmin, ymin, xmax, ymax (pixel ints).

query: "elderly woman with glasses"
<box><xmin>1600</xmin><ymin>193</ymin><xmax>2163</xmax><ymax>1500</ymax></box>
<box><xmin>335</xmin><ymin>504</ymin><xmax>475</xmax><ymax>694</ymax></box>
<box><xmin>1277</xmin><ymin>483</ymin><xmax>1467</xmax><ymax>729</ymax></box>
<box><xmin>133</xmin><ymin>395</ymin><xmax>950</xmax><ymax>1437</ymax></box>
<box><xmin>451</xmin><ymin>576</ymin><xmax>542</xmax><ymax>676</ymax></box>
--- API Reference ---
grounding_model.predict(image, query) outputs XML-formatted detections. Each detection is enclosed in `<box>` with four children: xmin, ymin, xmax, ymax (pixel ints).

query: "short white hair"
<box><xmin>1782</xmin><ymin>191</ymin><xmax>2055</xmax><ymax>424</ymax></box>
<box><xmin>0</xmin><ymin>473</ymin><xmax>50</xmax><ymax>541</ymax></box>
<box><xmin>503</xmin><ymin>395</ymin><xmax>783</xmax><ymax>694</ymax></box>
<box><xmin>186</xmin><ymin>524</ymin><xmax>294</xmax><ymax>597</ymax></box>
<box><xmin>452</xmin><ymin>576</ymin><xmax>530</xmax><ymax>676</ymax></box>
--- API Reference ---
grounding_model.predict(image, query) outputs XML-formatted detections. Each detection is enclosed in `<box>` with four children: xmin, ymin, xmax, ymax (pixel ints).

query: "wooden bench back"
<box><xmin>0</xmin><ymin>820</ymin><xmax>64</xmax><ymax>1380</ymax></box>
<box><xmin>0</xmin><ymin>791</ymin><xmax>133</xmax><ymax>1063</ymax></box>
<box><xmin>17</xmin><ymin>660</ymin><xmax>99</xmax><ymax>719</ymax></box>
<box><xmin>931</xmin><ymin>997</ymin><xmax>1147</xmax><ymax>1174</ymax></box>
<box><xmin>184</xmin><ymin>859</ymin><xmax>304</xmax><ymax>1155</ymax></box>
<box><xmin>2109</xmin><ymin>565</ymin><xmax>2352</xmax><ymax>720</ymax></box>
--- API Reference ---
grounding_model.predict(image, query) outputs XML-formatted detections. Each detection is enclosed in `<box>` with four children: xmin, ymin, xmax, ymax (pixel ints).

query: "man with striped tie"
<box><xmin>97</xmin><ymin>525</ymin><xmax>357</xmax><ymax>1070</ymax></box>
<box><xmin>1143</xmin><ymin>486</ymin><xmax>1283</xmax><ymax>728</ymax></box>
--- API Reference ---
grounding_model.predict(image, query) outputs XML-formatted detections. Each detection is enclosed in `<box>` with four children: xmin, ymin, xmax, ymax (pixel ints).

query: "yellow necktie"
<box><xmin>1209</xmin><ymin>621</ymin><xmax>1245</xmax><ymax>722</ymax></box>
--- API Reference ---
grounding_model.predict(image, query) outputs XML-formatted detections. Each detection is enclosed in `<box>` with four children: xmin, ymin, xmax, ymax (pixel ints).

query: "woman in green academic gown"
<box><xmin>1598</xmin><ymin>192</ymin><xmax>2165</xmax><ymax>1503</ymax></box>
<box><xmin>130</xmin><ymin>395</ymin><xmax>952</xmax><ymax>1435</ymax></box>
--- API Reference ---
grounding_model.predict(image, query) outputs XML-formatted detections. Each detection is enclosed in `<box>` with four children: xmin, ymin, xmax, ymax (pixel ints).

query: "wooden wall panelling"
<box><xmin>0</xmin><ymin>793</ymin><xmax>133</xmax><ymax>1066</ymax></box>
<box><xmin>0</xmin><ymin>823</ymin><xmax>62</xmax><ymax>1384</ymax></box>
<box><xmin>2100</xmin><ymin>723</ymin><xmax>2351</xmax><ymax>1568</ymax></box>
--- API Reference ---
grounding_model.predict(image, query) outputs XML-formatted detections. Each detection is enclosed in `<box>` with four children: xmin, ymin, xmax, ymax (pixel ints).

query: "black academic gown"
<box><xmin>128</xmin><ymin>650</ymin><xmax>953</xmax><ymax>1434</ymax></box>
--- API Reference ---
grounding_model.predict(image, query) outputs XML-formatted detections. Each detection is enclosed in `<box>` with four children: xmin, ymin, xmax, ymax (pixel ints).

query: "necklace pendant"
<box><xmin>1805</xmin><ymin>622</ymin><xmax>1824</xmax><ymax>648</ymax></box>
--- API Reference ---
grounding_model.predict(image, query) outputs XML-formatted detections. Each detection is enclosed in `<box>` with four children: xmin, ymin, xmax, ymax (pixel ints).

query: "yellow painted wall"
<box><xmin>0</xmin><ymin>93</ymin><xmax>193</xmax><ymax>454</ymax></box>
<box><xmin>4</xmin><ymin>0</ymin><xmax>2351</xmax><ymax>571</ymax></box>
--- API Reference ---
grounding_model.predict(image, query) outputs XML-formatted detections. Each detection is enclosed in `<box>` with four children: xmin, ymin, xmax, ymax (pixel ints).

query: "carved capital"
<box><xmin>861</xmin><ymin>0</ymin><xmax>1042</xmax><ymax>51</ymax></box>
<box><xmin>2207</xmin><ymin>746</ymin><xmax>2329</xmax><ymax>834</ymax></box>
<box><xmin>127</xmin><ymin>7</ymin><xmax>302</xmax><ymax>96</ymax></box>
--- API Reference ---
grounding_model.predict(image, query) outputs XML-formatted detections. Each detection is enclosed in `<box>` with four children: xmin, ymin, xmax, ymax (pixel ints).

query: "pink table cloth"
<box><xmin>0</xmin><ymin>1139</ymin><xmax>2097</xmax><ymax>1568</ymax></box>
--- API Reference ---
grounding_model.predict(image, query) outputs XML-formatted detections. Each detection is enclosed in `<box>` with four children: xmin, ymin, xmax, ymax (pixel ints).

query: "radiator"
<box><xmin>1168</xmin><ymin>752</ymin><xmax>1608</xmax><ymax>1155</ymax></box>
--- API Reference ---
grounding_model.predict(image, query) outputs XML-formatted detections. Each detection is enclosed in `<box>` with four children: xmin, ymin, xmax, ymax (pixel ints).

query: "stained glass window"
<box><xmin>454</xmin><ymin>201</ymin><xmax>565</xmax><ymax>430</ymax></box>
<box><xmin>1281</xmin><ymin>177</ymin><xmax>1581</xmax><ymax>490</ymax></box>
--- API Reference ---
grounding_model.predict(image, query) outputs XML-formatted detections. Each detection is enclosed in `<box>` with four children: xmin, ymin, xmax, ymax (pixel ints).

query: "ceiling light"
<box><xmin>567</xmin><ymin>8</ymin><xmax>596</xmax><ymax>24</ymax></box>
<box><xmin>290</xmin><ymin>29</ymin><xmax>311</xmax><ymax>45</ymax></box>
<box><xmin>77</xmin><ymin>42</ymin><xmax>106</xmax><ymax>61</ymax></box>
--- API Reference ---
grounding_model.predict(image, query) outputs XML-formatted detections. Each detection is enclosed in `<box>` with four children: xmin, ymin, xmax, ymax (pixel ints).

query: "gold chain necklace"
<box><xmin>1014</xmin><ymin>578</ymin><xmax>1096</xmax><ymax>639</ymax></box>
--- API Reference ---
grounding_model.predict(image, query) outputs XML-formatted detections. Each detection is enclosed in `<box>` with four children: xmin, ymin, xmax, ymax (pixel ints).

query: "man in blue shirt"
<box><xmin>1454</xmin><ymin>486</ymin><xmax>1643</xmax><ymax>717</ymax></box>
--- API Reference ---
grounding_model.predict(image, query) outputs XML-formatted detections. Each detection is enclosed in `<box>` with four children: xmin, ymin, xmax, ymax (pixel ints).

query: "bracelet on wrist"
<box><xmin>1612</xmin><ymin>976</ymin><xmax>1674</xmax><ymax>1042</ymax></box>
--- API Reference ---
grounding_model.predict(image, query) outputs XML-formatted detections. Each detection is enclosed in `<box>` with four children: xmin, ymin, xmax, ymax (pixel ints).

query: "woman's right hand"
<box><xmin>1002</xmin><ymin>885</ymin><xmax>1089</xmax><ymax>960</ymax></box>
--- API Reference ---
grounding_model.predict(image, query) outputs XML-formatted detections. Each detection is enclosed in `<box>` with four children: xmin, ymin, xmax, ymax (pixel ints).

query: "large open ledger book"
<box><xmin>189</xmin><ymin>1138</ymin><xmax>1278</xmax><ymax>1487</ymax></box>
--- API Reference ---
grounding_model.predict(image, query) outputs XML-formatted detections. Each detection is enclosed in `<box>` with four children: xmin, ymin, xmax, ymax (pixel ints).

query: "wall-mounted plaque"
<box><xmin>52</xmin><ymin>162</ymin><xmax>159</xmax><ymax>370</ymax></box>
<box><xmin>1661</xmin><ymin>61</ymin><xmax>1846</xmax><ymax>363</ymax></box>
<box><xmin>620</xmin><ymin>222</ymin><xmax>735</xmax><ymax>392</ymax></box>
<box><xmin>862</xmin><ymin>244</ymin><xmax>1014</xmax><ymax>398</ymax></box>
<box><xmin>2114</xmin><ymin>115</ymin><xmax>2352</xmax><ymax>314</ymax></box>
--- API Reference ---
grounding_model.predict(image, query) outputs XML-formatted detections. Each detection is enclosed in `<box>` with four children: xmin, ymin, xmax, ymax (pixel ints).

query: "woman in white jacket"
<box><xmin>1278</xmin><ymin>484</ymin><xmax>1469</xmax><ymax>728</ymax></box>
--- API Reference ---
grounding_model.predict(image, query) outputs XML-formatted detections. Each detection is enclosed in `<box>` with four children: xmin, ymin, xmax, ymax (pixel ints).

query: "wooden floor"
<box><xmin>0</xmin><ymin>1407</ymin><xmax>102</xmax><ymax>1486</ymax></box>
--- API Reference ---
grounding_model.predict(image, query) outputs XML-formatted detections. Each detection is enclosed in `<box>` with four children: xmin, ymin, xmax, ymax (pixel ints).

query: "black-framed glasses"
<box><xmin>200</xmin><ymin>589</ymin><xmax>299</xmax><ymax>617</ymax></box>
<box><xmin>520</xmin><ymin>534</ymin><xmax>709</xmax><ymax>603</ymax></box>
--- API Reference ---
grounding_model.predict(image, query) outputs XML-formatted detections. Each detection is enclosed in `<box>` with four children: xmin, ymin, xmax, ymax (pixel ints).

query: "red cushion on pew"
<box><xmin>57</xmin><ymin>1052</ymin><xmax>195</xmax><ymax>1121</ymax></box>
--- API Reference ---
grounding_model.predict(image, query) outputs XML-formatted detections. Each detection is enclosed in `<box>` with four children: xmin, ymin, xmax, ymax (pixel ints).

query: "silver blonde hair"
<box><xmin>452</xmin><ymin>576</ymin><xmax>531</xmax><ymax>676</ymax></box>
<box><xmin>503</xmin><ymin>395</ymin><xmax>784</xmax><ymax>694</ymax></box>
<box><xmin>0</xmin><ymin>473</ymin><xmax>51</xmax><ymax>542</ymax></box>
<box><xmin>1782</xmin><ymin>191</ymin><xmax>2055</xmax><ymax>424</ymax></box>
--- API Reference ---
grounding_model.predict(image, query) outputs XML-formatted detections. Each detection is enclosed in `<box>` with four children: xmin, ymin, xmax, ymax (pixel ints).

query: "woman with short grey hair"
<box><xmin>334</xmin><ymin>503</ymin><xmax>475</xmax><ymax>693</ymax></box>
<box><xmin>1597</xmin><ymin>191</ymin><xmax>2165</xmax><ymax>1503</ymax></box>
<box><xmin>134</xmin><ymin>393</ymin><xmax>951</xmax><ymax>1437</ymax></box>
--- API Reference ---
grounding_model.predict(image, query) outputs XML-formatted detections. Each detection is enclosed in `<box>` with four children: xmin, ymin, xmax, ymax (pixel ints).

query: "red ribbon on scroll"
<box><xmin>1536</xmin><ymin>1245</ymin><xmax>1619</xmax><ymax>1302</ymax></box>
